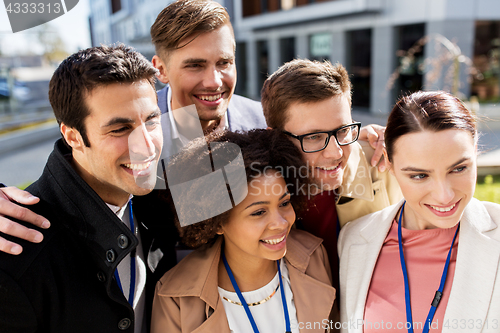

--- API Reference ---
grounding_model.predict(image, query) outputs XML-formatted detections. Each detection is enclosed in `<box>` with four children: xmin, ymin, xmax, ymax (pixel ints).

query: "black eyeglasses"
<box><xmin>282</xmin><ymin>122</ymin><xmax>361</xmax><ymax>153</ymax></box>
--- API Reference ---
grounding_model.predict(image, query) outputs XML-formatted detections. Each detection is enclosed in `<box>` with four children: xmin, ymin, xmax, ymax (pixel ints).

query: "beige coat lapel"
<box><xmin>192</xmin><ymin>300</ymin><xmax>230</xmax><ymax>333</ymax></box>
<box><xmin>288</xmin><ymin>264</ymin><xmax>336</xmax><ymax>332</ymax></box>
<box><xmin>442</xmin><ymin>199</ymin><xmax>500</xmax><ymax>333</ymax></box>
<box><xmin>286</xmin><ymin>230</ymin><xmax>337</xmax><ymax>332</ymax></box>
<box><xmin>340</xmin><ymin>202</ymin><xmax>402</xmax><ymax>332</ymax></box>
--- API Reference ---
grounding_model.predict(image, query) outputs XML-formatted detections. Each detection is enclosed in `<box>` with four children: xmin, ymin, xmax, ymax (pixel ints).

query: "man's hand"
<box><xmin>0</xmin><ymin>187</ymin><xmax>50</xmax><ymax>255</ymax></box>
<box><xmin>359</xmin><ymin>124</ymin><xmax>388</xmax><ymax>172</ymax></box>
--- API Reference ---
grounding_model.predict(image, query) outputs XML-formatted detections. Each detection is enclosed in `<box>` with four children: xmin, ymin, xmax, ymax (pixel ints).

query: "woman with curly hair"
<box><xmin>151</xmin><ymin>129</ymin><xmax>336</xmax><ymax>333</ymax></box>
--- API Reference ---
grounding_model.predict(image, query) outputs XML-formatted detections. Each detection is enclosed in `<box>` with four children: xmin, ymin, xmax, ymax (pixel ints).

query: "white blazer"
<box><xmin>338</xmin><ymin>198</ymin><xmax>500</xmax><ymax>333</ymax></box>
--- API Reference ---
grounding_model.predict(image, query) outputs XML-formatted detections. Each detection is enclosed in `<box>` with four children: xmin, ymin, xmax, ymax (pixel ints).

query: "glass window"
<box><xmin>346</xmin><ymin>29</ymin><xmax>372</xmax><ymax>109</ymax></box>
<box><xmin>394</xmin><ymin>23</ymin><xmax>425</xmax><ymax>97</ymax></box>
<box><xmin>472</xmin><ymin>21</ymin><xmax>500</xmax><ymax>103</ymax></box>
<box><xmin>235</xmin><ymin>42</ymin><xmax>248</xmax><ymax>96</ymax></box>
<box><xmin>280</xmin><ymin>37</ymin><xmax>295</xmax><ymax>65</ymax></box>
<box><xmin>257</xmin><ymin>40</ymin><xmax>269</xmax><ymax>96</ymax></box>
<box><xmin>309</xmin><ymin>33</ymin><xmax>331</xmax><ymax>61</ymax></box>
<box><xmin>110</xmin><ymin>0</ymin><xmax>121</xmax><ymax>14</ymax></box>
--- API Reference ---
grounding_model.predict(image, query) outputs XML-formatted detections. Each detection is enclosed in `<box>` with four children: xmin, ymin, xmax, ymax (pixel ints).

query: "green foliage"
<box><xmin>475</xmin><ymin>175</ymin><xmax>500</xmax><ymax>204</ymax></box>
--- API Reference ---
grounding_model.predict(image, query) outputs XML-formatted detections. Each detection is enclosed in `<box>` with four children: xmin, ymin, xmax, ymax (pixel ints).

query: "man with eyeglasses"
<box><xmin>262</xmin><ymin>59</ymin><xmax>402</xmax><ymax>292</ymax></box>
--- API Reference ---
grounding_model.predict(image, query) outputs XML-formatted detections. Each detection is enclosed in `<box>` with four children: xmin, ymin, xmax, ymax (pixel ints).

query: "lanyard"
<box><xmin>398</xmin><ymin>201</ymin><xmax>459</xmax><ymax>333</ymax></box>
<box><xmin>222</xmin><ymin>252</ymin><xmax>292</xmax><ymax>333</ymax></box>
<box><xmin>114</xmin><ymin>199</ymin><xmax>136</xmax><ymax>307</ymax></box>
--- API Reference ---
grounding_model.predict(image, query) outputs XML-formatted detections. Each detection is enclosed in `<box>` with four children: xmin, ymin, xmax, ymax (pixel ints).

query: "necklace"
<box><xmin>222</xmin><ymin>253</ymin><xmax>292</xmax><ymax>333</ymax></box>
<box><xmin>398</xmin><ymin>201</ymin><xmax>459</xmax><ymax>333</ymax></box>
<box><xmin>222</xmin><ymin>284</ymin><xmax>280</xmax><ymax>306</ymax></box>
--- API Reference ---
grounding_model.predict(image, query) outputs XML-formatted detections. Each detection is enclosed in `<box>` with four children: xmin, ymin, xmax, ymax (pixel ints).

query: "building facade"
<box><xmin>89</xmin><ymin>0</ymin><xmax>500</xmax><ymax>113</ymax></box>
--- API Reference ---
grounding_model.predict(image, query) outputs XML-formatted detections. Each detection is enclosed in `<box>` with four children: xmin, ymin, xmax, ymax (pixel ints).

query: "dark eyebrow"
<box><xmin>183</xmin><ymin>58</ymin><xmax>206</xmax><ymax>65</ymax></box>
<box><xmin>448</xmin><ymin>157</ymin><xmax>471</xmax><ymax>169</ymax></box>
<box><xmin>244</xmin><ymin>191</ymin><xmax>290</xmax><ymax>210</ymax></box>
<box><xmin>102</xmin><ymin>117</ymin><xmax>134</xmax><ymax>128</ymax></box>
<box><xmin>102</xmin><ymin>109</ymin><xmax>161</xmax><ymax>128</ymax></box>
<box><xmin>299</xmin><ymin>123</ymin><xmax>353</xmax><ymax>135</ymax></box>
<box><xmin>146</xmin><ymin>110</ymin><xmax>161</xmax><ymax>121</ymax></box>
<box><xmin>400</xmin><ymin>157</ymin><xmax>472</xmax><ymax>173</ymax></box>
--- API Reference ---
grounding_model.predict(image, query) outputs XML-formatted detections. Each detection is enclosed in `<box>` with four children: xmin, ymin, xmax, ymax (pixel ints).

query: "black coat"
<box><xmin>0</xmin><ymin>140</ymin><xmax>178</xmax><ymax>333</ymax></box>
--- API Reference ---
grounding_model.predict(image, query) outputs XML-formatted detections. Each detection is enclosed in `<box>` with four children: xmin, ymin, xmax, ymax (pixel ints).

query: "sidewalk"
<box><xmin>0</xmin><ymin>120</ymin><xmax>59</xmax><ymax>156</ymax></box>
<box><xmin>0</xmin><ymin>109</ymin><xmax>55</xmax><ymax>132</ymax></box>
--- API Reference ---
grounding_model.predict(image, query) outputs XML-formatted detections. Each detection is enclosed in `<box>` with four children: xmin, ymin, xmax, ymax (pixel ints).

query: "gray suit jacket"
<box><xmin>157</xmin><ymin>85</ymin><xmax>267</xmax><ymax>162</ymax></box>
<box><xmin>338</xmin><ymin>198</ymin><xmax>500</xmax><ymax>333</ymax></box>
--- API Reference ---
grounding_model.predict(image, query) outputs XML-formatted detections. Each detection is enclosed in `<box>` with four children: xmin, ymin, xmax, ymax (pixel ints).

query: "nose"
<box><xmin>431</xmin><ymin>178</ymin><xmax>455</xmax><ymax>205</ymax></box>
<box><xmin>269</xmin><ymin>208</ymin><xmax>295</xmax><ymax>230</ymax></box>
<box><xmin>321</xmin><ymin>135</ymin><xmax>343</xmax><ymax>160</ymax></box>
<box><xmin>203</xmin><ymin>66</ymin><xmax>223</xmax><ymax>90</ymax></box>
<box><xmin>128</xmin><ymin>124</ymin><xmax>155</xmax><ymax>160</ymax></box>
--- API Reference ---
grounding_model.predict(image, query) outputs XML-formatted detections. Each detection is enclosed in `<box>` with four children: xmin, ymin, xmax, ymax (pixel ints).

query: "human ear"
<box><xmin>216</xmin><ymin>225</ymin><xmax>224</xmax><ymax>236</ymax></box>
<box><xmin>383</xmin><ymin>149</ymin><xmax>394</xmax><ymax>175</ymax></box>
<box><xmin>60</xmin><ymin>123</ymin><xmax>85</xmax><ymax>153</ymax></box>
<box><xmin>152</xmin><ymin>55</ymin><xmax>169</xmax><ymax>84</ymax></box>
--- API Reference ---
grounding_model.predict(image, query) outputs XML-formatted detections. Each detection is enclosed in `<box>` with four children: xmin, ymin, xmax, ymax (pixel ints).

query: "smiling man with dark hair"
<box><xmin>0</xmin><ymin>45</ymin><xmax>177</xmax><ymax>333</ymax></box>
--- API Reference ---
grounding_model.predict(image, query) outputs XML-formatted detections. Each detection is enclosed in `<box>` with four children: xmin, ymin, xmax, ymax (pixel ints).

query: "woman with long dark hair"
<box><xmin>339</xmin><ymin>91</ymin><xmax>500</xmax><ymax>333</ymax></box>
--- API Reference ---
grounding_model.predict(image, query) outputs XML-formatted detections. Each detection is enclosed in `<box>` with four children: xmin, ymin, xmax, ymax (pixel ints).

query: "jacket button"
<box><xmin>118</xmin><ymin>318</ymin><xmax>131</xmax><ymax>330</ymax></box>
<box><xmin>106</xmin><ymin>249</ymin><xmax>116</xmax><ymax>263</ymax></box>
<box><xmin>117</xmin><ymin>234</ymin><xmax>129</xmax><ymax>249</ymax></box>
<box><xmin>97</xmin><ymin>271</ymin><xmax>106</xmax><ymax>282</ymax></box>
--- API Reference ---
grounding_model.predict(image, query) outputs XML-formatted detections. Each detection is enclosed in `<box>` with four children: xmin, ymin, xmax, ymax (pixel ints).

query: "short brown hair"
<box><xmin>385</xmin><ymin>90</ymin><xmax>477</xmax><ymax>162</ymax></box>
<box><xmin>166</xmin><ymin>129</ymin><xmax>309</xmax><ymax>248</ymax></box>
<box><xmin>150</xmin><ymin>0</ymin><xmax>232</xmax><ymax>61</ymax></box>
<box><xmin>49</xmin><ymin>44</ymin><xmax>158</xmax><ymax>147</ymax></box>
<box><xmin>261</xmin><ymin>59</ymin><xmax>352</xmax><ymax>130</ymax></box>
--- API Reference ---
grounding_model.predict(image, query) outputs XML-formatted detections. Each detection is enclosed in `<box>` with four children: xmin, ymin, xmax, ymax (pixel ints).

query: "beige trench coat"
<box><xmin>151</xmin><ymin>229</ymin><xmax>337</xmax><ymax>333</ymax></box>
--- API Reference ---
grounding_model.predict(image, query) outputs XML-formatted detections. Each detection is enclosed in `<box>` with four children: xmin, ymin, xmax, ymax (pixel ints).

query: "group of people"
<box><xmin>0</xmin><ymin>0</ymin><xmax>498</xmax><ymax>332</ymax></box>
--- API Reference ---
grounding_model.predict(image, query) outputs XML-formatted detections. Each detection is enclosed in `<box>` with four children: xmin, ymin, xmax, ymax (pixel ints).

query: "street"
<box><xmin>0</xmin><ymin>138</ymin><xmax>56</xmax><ymax>187</ymax></box>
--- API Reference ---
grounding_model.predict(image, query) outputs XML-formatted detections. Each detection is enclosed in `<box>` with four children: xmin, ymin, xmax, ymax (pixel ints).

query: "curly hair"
<box><xmin>165</xmin><ymin>129</ymin><xmax>310</xmax><ymax>248</ymax></box>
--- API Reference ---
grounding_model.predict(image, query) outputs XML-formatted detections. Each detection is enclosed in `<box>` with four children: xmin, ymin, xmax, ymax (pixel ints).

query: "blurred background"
<box><xmin>0</xmin><ymin>0</ymin><xmax>499</xmax><ymax>202</ymax></box>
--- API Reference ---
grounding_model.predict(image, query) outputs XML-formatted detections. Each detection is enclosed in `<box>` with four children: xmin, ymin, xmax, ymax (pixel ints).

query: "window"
<box><xmin>346</xmin><ymin>29</ymin><xmax>372</xmax><ymax>108</ymax></box>
<box><xmin>110</xmin><ymin>0</ymin><xmax>121</xmax><ymax>14</ymax></box>
<box><xmin>309</xmin><ymin>33</ymin><xmax>331</xmax><ymax>61</ymax></box>
<box><xmin>235</xmin><ymin>42</ymin><xmax>248</xmax><ymax>96</ymax></box>
<box><xmin>394</xmin><ymin>23</ymin><xmax>425</xmax><ymax>97</ymax></box>
<box><xmin>280</xmin><ymin>37</ymin><xmax>295</xmax><ymax>65</ymax></box>
<box><xmin>257</xmin><ymin>40</ymin><xmax>269</xmax><ymax>96</ymax></box>
<box><xmin>242</xmin><ymin>0</ymin><xmax>333</xmax><ymax>17</ymax></box>
<box><xmin>472</xmin><ymin>21</ymin><xmax>500</xmax><ymax>102</ymax></box>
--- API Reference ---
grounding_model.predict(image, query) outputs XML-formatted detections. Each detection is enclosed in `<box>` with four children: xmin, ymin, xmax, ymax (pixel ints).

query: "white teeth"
<box><xmin>123</xmin><ymin>161</ymin><xmax>151</xmax><ymax>171</ymax></box>
<box><xmin>430</xmin><ymin>203</ymin><xmax>456</xmax><ymax>212</ymax></box>
<box><xmin>261</xmin><ymin>235</ymin><xmax>285</xmax><ymax>245</ymax></box>
<box><xmin>198</xmin><ymin>94</ymin><xmax>222</xmax><ymax>102</ymax></box>
<box><xmin>318</xmin><ymin>165</ymin><xmax>338</xmax><ymax>171</ymax></box>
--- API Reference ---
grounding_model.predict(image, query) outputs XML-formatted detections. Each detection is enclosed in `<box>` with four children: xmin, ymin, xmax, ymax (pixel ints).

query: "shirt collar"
<box><xmin>105</xmin><ymin>194</ymin><xmax>134</xmax><ymax>221</ymax></box>
<box><xmin>166</xmin><ymin>84</ymin><xmax>229</xmax><ymax>145</ymax></box>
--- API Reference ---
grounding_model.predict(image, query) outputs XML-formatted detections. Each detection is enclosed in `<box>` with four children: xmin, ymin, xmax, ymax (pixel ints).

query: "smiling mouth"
<box><xmin>316</xmin><ymin>163</ymin><xmax>341</xmax><ymax>171</ymax></box>
<box><xmin>261</xmin><ymin>234</ymin><xmax>286</xmax><ymax>245</ymax></box>
<box><xmin>428</xmin><ymin>201</ymin><xmax>459</xmax><ymax>213</ymax></box>
<box><xmin>122</xmin><ymin>161</ymin><xmax>152</xmax><ymax>171</ymax></box>
<box><xmin>196</xmin><ymin>93</ymin><xmax>223</xmax><ymax>102</ymax></box>
<box><xmin>122</xmin><ymin>155</ymin><xmax>156</xmax><ymax>172</ymax></box>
